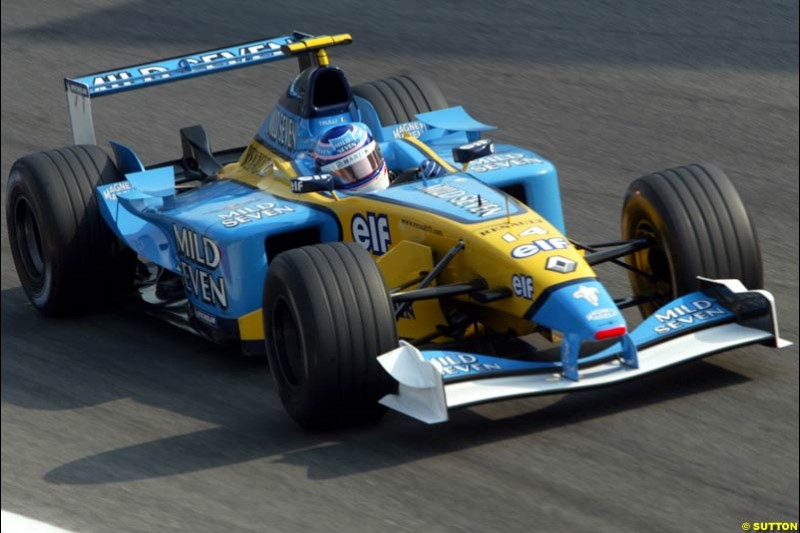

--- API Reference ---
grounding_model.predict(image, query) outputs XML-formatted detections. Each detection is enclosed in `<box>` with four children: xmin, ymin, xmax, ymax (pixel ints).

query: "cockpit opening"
<box><xmin>311</xmin><ymin>68</ymin><xmax>350</xmax><ymax>109</ymax></box>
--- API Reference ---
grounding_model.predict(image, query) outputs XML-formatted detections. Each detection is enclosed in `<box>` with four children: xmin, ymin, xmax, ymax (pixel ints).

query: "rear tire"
<box><xmin>6</xmin><ymin>145</ymin><xmax>136</xmax><ymax>316</ymax></box>
<box><xmin>263</xmin><ymin>242</ymin><xmax>398</xmax><ymax>430</ymax></box>
<box><xmin>622</xmin><ymin>163</ymin><xmax>763</xmax><ymax>317</ymax></box>
<box><xmin>353</xmin><ymin>74</ymin><xmax>448</xmax><ymax>127</ymax></box>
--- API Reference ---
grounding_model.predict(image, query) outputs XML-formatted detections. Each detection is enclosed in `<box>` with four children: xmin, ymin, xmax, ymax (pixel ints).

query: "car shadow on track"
<box><xmin>41</xmin><ymin>360</ymin><xmax>750</xmax><ymax>485</ymax></box>
<box><xmin>0</xmin><ymin>287</ymin><xmax>754</xmax><ymax>485</ymax></box>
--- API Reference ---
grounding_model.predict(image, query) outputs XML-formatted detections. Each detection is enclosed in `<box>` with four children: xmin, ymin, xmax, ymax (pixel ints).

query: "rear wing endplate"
<box><xmin>63</xmin><ymin>31</ymin><xmax>352</xmax><ymax>144</ymax></box>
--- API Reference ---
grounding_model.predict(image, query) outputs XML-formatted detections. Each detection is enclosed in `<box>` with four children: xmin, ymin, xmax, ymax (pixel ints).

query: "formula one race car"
<box><xmin>6</xmin><ymin>32</ymin><xmax>791</xmax><ymax>428</ymax></box>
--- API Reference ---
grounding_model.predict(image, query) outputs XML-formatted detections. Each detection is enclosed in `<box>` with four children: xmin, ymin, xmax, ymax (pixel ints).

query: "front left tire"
<box><xmin>622</xmin><ymin>163</ymin><xmax>763</xmax><ymax>317</ymax></box>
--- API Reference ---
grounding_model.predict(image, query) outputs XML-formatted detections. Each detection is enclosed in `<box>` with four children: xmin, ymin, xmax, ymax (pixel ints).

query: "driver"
<box><xmin>313</xmin><ymin>123</ymin><xmax>390</xmax><ymax>193</ymax></box>
<box><xmin>312</xmin><ymin>122</ymin><xmax>448</xmax><ymax>193</ymax></box>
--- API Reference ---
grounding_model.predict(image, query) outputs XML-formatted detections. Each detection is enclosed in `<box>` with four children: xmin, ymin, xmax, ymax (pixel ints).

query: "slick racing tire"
<box><xmin>6</xmin><ymin>145</ymin><xmax>136</xmax><ymax>316</ymax></box>
<box><xmin>263</xmin><ymin>242</ymin><xmax>398</xmax><ymax>430</ymax></box>
<box><xmin>353</xmin><ymin>74</ymin><xmax>448</xmax><ymax>127</ymax></box>
<box><xmin>622</xmin><ymin>163</ymin><xmax>763</xmax><ymax>317</ymax></box>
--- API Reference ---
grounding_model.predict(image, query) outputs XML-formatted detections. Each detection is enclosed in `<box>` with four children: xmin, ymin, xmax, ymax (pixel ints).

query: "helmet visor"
<box><xmin>320</xmin><ymin>141</ymin><xmax>384</xmax><ymax>185</ymax></box>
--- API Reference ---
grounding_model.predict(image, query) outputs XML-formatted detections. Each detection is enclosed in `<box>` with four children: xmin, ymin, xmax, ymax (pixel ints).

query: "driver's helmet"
<box><xmin>312</xmin><ymin>123</ymin><xmax>389</xmax><ymax>193</ymax></box>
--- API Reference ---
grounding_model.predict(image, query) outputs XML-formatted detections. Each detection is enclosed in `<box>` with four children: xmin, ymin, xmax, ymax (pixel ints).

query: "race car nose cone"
<box><xmin>530</xmin><ymin>280</ymin><xmax>629</xmax><ymax>380</ymax></box>
<box><xmin>530</xmin><ymin>279</ymin><xmax>626</xmax><ymax>341</ymax></box>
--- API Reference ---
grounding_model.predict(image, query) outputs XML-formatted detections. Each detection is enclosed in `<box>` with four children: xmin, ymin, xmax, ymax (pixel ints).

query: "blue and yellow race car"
<box><xmin>6</xmin><ymin>32</ymin><xmax>790</xmax><ymax>428</ymax></box>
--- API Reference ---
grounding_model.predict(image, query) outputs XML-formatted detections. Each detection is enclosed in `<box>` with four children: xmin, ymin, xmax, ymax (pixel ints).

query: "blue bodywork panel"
<box><xmin>367</xmin><ymin>101</ymin><xmax>565</xmax><ymax>231</ymax></box>
<box><xmin>110</xmin><ymin>141</ymin><xmax>145</xmax><ymax>174</ymax></box>
<box><xmin>364</xmin><ymin>175</ymin><xmax>526</xmax><ymax>223</ymax></box>
<box><xmin>98</xmin><ymin>176</ymin><xmax>339</xmax><ymax>320</ymax></box>
<box><xmin>420</xmin><ymin>290</ymin><xmax>736</xmax><ymax>381</ymax></box>
<box><xmin>256</xmin><ymin>106</ymin><xmax>358</xmax><ymax>160</ymax></box>
<box><xmin>464</xmin><ymin>144</ymin><xmax>564</xmax><ymax>233</ymax></box>
<box><xmin>416</xmin><ymin>106</ymin><xmax>495</xmax><ymax>135</ymax></box>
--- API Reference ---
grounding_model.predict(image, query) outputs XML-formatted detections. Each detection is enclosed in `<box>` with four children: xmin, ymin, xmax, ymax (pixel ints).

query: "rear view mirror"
<box><xmin>452</xmin><ymin>139</ymin><xmax>494</xmax><ymax>166</ymax></box>
<box><xmin>290</xmin><ymin>174</ymin><xmax>335</xmax><ymax>193</ymax></box>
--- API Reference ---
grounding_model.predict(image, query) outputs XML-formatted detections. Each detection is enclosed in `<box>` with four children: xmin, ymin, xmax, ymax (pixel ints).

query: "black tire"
<box><xmin>6</xmin><ymin>145</ymin><xmax>136</xmax><ymax>316</ymax></box>
<box><xmin>352</xmin><ymin>74</ymin><xmax>448</xmax><ymax>127</ymax></box>
<box><xmin>622</xmin><ymin>163</ymin><xmax>763</xmax><ymax>317</ymax></box>
<box><xmin>263</xmin><ymin>242</ymin><xmax>398</xmax><ymax>430</ymax></box>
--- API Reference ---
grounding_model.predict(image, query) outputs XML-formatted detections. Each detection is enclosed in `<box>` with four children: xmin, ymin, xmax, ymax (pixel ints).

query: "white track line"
<box><xmin>1</xmin><ymin>510</ymin><xmax>78</xmax><ymax>533</ymax></box>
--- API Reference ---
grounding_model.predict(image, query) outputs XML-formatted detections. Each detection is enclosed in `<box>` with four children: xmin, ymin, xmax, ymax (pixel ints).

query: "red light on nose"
<box><xmin>595</xmin><ymin>326</ymin><xmax>627</xmax><ymax>341</ymax></box>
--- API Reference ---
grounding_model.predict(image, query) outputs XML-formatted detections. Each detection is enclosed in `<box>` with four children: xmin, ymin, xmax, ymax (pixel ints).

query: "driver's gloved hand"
<box><xmin>419</xmin><ymin>159</ymin><xmax>448</xmax><ymax>178</ymax></box>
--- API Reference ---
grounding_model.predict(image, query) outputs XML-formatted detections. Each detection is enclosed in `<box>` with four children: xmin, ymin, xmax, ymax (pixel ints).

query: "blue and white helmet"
<box><xmin>313</xmin><ymin>123</ymin><xmax>389</xmax><ymax>193</ymax></box>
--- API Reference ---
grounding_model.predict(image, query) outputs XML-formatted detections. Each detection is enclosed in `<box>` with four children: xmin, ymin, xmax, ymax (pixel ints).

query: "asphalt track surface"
<box><xmin>2</xmin><ymin>2</ymin><xmax>798</xmax><ymax>532</ymax></box>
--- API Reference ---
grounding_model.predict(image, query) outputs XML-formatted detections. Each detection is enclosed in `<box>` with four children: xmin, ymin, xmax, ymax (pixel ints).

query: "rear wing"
<box><xmin>63</xmin><ymin>31</ymin><xmax>353</xmax><ymax>144</ymax></box>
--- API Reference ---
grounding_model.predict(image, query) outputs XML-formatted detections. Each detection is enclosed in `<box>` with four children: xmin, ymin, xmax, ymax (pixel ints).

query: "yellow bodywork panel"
<box><xmin>400</xmin><ymin>133</ymin><xmax>458</xmax><ymax>173</ymax></box>
<box><xmin>376</xmin><ymin>240</ymin><xmax>447</xmax><ymax>339</ymax></box>
<box><xmin>221</xmin><ymin>141</ymin><xmax>298</xmax><ymax>185</ymax></box>
<box><xmin>238</xmin><ymin>308</ymin><xmax>264</xmax><ymax>341</ymax></box>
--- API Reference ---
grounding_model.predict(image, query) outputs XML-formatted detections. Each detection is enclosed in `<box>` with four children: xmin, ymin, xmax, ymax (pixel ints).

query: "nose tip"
<box><xmin>531</xmin><ymin>280</ymin><xmax>626</xmax><ymax>340</ymax></box>
<box><xmin>530</xmin><ymin>280</ymin><xmax>630</xmax><ymax>381</ymax></box>
<box><xmin>595</xmin><ymin>326</ymin><xmax>627</xmax><ymax>341</ymax></box>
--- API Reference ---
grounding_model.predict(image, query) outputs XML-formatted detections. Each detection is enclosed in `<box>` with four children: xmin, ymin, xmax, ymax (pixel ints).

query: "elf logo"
<box><xmin>511</xmin><ymin>237</ymin><xmax>569</xmax><ymax>259</ymax></box>
<box><xmin>351</xmin><ymin>213</ymin><xmax>391</xmax><ymax>255</ymax></box>
<box><xmin>512</xmin><ymin>274</ymin><xmax>534</xmax><ymax>300</ymax></box>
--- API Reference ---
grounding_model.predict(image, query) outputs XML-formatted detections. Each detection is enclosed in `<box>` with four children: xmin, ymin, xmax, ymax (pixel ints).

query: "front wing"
<box><xmin>377</xmin><ymin>278</ymin><xmax>792</xmax><ymax>424</ymax></box>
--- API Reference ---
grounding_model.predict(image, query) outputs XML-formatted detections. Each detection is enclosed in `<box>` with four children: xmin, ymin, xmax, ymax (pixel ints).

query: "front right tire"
<box><xmin>263</xmin><ymin>242</ymin><xmax>398</xmax><ymax>430</ymax></box>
